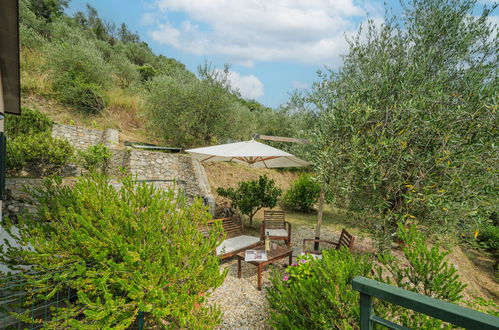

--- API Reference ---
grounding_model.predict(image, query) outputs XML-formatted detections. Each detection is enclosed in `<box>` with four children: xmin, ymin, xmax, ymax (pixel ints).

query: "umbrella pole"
<box><xmin>314</xmin><ymin>187</ymin><xmax>325</xmax><ymax>251</ymax></box>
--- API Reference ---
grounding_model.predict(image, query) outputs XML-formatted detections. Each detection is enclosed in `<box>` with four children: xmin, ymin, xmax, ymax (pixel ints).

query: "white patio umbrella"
<box><xmin>185</xmin><ymin>139</ymin><xmax>310</xmax><ymax>168</ymax></box>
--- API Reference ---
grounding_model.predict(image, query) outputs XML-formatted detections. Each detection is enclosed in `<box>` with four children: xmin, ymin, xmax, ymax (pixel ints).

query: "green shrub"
<box><xmin>217</xmin><ymin>175</ymin><xmax>281</xmax><ymax>226</ymax></box>
<box><xmin>267</xmin><ymin>249</ymin><xmax>373</xmax><ymax>329</ymax></box>
<box><xmin>54</xmin><ymin>75</ymin><xmax>106</xmax><ymax>114</ymax></box>
<box><xmin>374</xmin><ymin>224</ymin><xmax>466</xmax><ymax>328</ymax></box>
<box><xmin>45</xmin><ymin>40</ymin><xmax>111</xmax><ymax>113</ymax></box>
<box><xmin>7</xmin><ymin>132</ymin><xmax>74</xmax><ymax>171</ymax></box>
<box><xmin>77</xmin><ymin>143</ymin><xmax>112</xmax><ymax>172</ymax></box>
<box><xmin>5</xmin><ymin>108</ymin><xmax>74</xmax><ymax>173</ymax></box>
<box><xmin>282</xmin><ymin>174</ymin><xmax>320</xmax><ymax>212</ymax></box>
<box><xmin>477</xmin><ymin>224</ymin><xmax>499</xmax><ymax>251</ymax></box>
<box><xmin>5</xmin><ymin>107</ymin><xmax>53</xmax><ymax>136</ymax></box>
<box><xmin>0</xmin><ymin>174</ymin><xmax>226</xmax><ymax>328</ymax></box>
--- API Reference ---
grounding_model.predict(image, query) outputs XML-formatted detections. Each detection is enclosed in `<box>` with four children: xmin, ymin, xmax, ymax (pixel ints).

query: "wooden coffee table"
<box><xmin>237</xmin><ymin>245</ymin><xmax>293</xmax><ymax>290</ymax></box>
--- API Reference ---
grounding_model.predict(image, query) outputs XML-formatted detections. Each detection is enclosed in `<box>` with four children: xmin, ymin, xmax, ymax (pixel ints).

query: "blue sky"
<box><xmin>67</xmin><ymin>0</ymin><xmax>497</xmax><ymax>108</ymax></box>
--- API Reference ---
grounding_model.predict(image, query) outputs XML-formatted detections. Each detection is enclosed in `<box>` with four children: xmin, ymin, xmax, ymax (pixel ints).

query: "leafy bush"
<box><xmin>7</xmin><ymin>132</ymin><xmax>75</xmax><ymax>172</ymax></box>
<box><xmin>282</xmin><ymin>174</ymin><xmax>320</xmax><ymax>212</ymax></box>
<box><xmin>77</xmin><ymin>143</ymin><xmax>112</xmax><ymax>172</ymax></box>
<box><xmin>0</xmin><ymin>174</ymin><xmax>226</xmax><ymax>328</ymax></box>
<box><xmin>477</xmin><ymin>224</ymin><xmax>499</xmax><ymax>251</ymax></box>
<box><xmin>283</xmin><ymin>254</ymin><xmax>315</xmax><ymax>282</ymax></box>
<box><xmin>45</xmin><ymin>40</ymin><xmax>111</xmax><ymax>113</ymax></box>
<box><xmin>5</xmin><ymin>108</ymin><xmax>74</xmax><ymax>173</ymax></box>
<box><xmin>54</xmin><ymin>74</ymin><xmax>107</xmax><ymax>114</ymax></box>
<box><xmin>109</xmin><ymin>53</ymin><xmax>140</xmax><ymax>88</ymax></box>
<box><xmin>267</xmin><ymin>249</ymin><xmax>373</xmax><ymax>329</ymax></box>
<box><xmin>5</xmin><ymin>107</ymin><xmax>52</xmax><ymax>136</ymax></box>
<box><xmin>374</xmin><ymin>224</ymin><xmax>466</xmax><ymax>328</ymax></box>
<box><xmin>217</xmin><ymin>175</ymin><xmax>281</xmax><ymax>226</ymax></box>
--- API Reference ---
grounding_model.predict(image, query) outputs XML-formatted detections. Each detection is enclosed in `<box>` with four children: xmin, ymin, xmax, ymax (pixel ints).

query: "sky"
<box><xmin>67</xmin><ymin>0</ymin><xmax>497</xmax><ymax>108</ymax></box>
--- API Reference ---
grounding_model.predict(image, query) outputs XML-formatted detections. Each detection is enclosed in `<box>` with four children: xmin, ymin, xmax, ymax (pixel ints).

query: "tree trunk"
<box><xmin>314</xmin><ymin>187</ymin><xmax>325</xmax><ymax>251</ymax></box>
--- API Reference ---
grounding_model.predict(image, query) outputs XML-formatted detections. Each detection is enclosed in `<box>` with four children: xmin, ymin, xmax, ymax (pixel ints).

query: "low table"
<box><xmin>237</xmin><ymin>245</ymin><xmax>293</xmax><ymax>290</ymax></box>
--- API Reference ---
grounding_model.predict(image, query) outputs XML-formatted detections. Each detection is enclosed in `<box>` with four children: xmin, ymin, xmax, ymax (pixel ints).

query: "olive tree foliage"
<box><xmin>308</xmin><ymin>0</ymin><xmax>498</xmax><ymax>247</ymax></box>
<box><xmin>145</xmin><ymin>74</ymin><xmax>254</xmax><ymax>147</ymax></box>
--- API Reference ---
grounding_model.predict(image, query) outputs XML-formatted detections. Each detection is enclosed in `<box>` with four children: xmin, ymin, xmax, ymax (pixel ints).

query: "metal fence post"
<box><xmin>360</xmin><ymin>292</ymin><xmax>373</xmax><ymax>330</ymax></box>
<box><xmin>138</xmin><ymin>311</ymin><xmax>144</xmax><ymax>330</ymax></box>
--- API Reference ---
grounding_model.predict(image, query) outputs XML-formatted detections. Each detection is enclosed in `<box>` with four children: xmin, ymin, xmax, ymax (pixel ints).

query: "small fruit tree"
<box><xmin>0</xmin><ymin>174</ymin><xmax>226</xmax><ymax>328</ymax></box>
<box><xmin>217</xmin><ymin>174</ymin><xmax>282</xmax><ymax>226</ymax></box>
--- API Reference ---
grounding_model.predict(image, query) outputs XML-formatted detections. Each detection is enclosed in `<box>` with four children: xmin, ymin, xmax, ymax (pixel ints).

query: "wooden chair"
<box><xmin>302</xmin><ymin>229</ymin><xmax>355</xmax><ymax>255</ymax></box>
<box><xmin>260</xmin><ymin>210</ymin><xmax>291</xmax><ymax>247</ymax></box>
<box><xmin>201</xmin><ymin>216</ymin><xmax>262</xmax><ymax>259</ymax></box>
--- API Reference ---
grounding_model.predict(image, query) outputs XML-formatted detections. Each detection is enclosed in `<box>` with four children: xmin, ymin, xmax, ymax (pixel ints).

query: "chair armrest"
<box><xmin>302</xmin><ymin>239</ymin><xmax>338</xmax><ymax>251</ymax></box>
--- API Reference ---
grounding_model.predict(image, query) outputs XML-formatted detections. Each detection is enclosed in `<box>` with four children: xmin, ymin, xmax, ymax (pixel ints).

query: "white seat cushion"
<box><xmin>266</xmin><ymin>229</ymin><xmax>288</xmax><ymax>237</ymax></box>
<box><xmin>216</xmin><ymin>235</ymin><xmax>261</xmax><ymax>255</ymax></box>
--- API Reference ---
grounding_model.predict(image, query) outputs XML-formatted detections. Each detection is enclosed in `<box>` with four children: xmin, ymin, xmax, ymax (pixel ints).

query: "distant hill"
<box><xmin>18</xmin><ymin>0</ymin><xmax>309</xmax><ymax>149</ymax></box>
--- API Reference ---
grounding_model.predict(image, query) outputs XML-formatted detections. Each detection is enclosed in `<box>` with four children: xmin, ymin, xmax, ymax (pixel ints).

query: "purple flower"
<box><xmin>291</xmin><ymin>263</ymin><xmax>298</xmax><ymax>266</ymax></box>
<box><xmin>299</xmin><ymin>259</ymin><xmax>307</xmax><ymax>264</ymax></box>
<box><xmin>283</xmin><ymin>275</ymin><xmax>289</xmax><ymax>281</ymax></box>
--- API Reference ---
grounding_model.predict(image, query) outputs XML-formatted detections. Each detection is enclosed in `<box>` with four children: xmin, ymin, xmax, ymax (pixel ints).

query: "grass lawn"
<box><xmin>248</xmin><ymin>204</ymin><xmax>371</xmax><ymax>238</ymax></box>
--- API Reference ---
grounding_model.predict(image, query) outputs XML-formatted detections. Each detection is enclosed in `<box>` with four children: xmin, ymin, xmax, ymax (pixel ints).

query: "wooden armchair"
<box><xmin>260</xmin><ymin>210</ymin><xmax>291</xmax><ymax>247</ymax></box>
<box><xmin>201</xmin><ymin>216</ymin><xmax>262</xmax><ymax>259</ymax></box>
<box><xmin>303</xmin><ymin>229</ymin><xmax>355</xmax><ymax>255</ymax></box>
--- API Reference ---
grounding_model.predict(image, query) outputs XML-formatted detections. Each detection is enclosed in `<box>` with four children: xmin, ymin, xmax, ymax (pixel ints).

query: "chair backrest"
<box><xmin>263</xmin><ymin>210</ymin><xmax>286</xmax><ymax>229</ymax></box>
<box><xmin>202</xmin><ymin>216</ymin><xmax>244</xmax><ymax>239</ymax></box>
<box><xmin>336</xmin><ymin>229</ymin><xmax>355</xmax><ymax>250</ymax></box>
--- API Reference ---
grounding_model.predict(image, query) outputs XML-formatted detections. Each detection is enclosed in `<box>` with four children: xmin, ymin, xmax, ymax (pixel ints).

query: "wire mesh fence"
<box><xmin>0</xmin><ymin>270</ymin><xmax>144</xmax><ymax>329</ymax></box>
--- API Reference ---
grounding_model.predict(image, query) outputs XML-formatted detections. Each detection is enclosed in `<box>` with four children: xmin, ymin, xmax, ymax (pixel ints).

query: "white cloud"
<box><xmin>291</xmin><ymin>81</ymin><xmax>309</xmax><ymax>89</ymax></box>
<box><xmin>217</xmin><ymin>69</ymin><xmax>264</xmax><ymax>99</ymax></box>
<box><xmin>147</xmin><ymin>0</ymin><xmax>372</xmax><ymax>65</ymax></box>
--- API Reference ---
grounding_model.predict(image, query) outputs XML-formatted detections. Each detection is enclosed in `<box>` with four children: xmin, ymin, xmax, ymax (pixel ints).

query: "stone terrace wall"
<box><xmin>52</xmin><ymin>124</ymin><xmax>119</xmax><ymax>150</ymax></box>
<box><xmin>127</xmin><ymin>150</ymin><xmax>202</xmax><ymax>198</ymax></box>
<box><xmin>5</xmin><ymin>124</ymin><xmax>215</xmax><ymax>215</ymax></box>
<box><xmin>3</xmin><ymin>178</ymin><xmax>43</xmax><ymax>222</ymax></box>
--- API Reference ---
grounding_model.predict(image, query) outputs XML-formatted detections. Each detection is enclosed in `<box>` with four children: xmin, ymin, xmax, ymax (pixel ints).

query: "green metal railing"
<box><xmin>352</xmin><ymin>276</ymin><xmax>499</xmax><ymax>330</ymax></box>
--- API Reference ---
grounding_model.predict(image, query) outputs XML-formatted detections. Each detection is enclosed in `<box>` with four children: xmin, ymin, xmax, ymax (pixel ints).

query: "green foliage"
<box><xmin>477</xmin><ymin>223</ymin><xmax>499</xmax><ymax>251</ymax></box>
<box><xmin>267</xmin><ymin>249</ymin><xmax>373</xmax><ymax>329</ymax></box>
<box><xmin>26</xmin><ymin>0</ymin><xmax>69</xmax><ymax>22</ymax></box>
<box><xmin>145</xmin><ymin>75</ymin><xmax>249</xmax><ymax>147</ymax></box>
<box><xmin>0</xmin><ymin>174</ymin><xmax>226</xmax><ymax>328</ymax></box>
<box><xmin>216</xmin><ymin>175</ymin><xmax>281</xmax><ymax>226</ymax></box>
<box><xmin>109</xmin><ymin>53</ymin><xmax>140</xmax><ymax>88</ymax></box>
<box><xmin>284</xmin><ymin>254</ymin><xmax>315</xmax><ymax>282</ymax></box>
<box><xmin>138</xmin><ymin>64</ymin><xmax>158</xmax><ymax>81</ymax></box>
<box><xmin>5</xmin><ymin>107</ymin><xmax>53</xmax><ymax>136</ymax></box>
<box><xmin>77</xmin><ymin>143</ymin><xmax>112</xmax><ymax>172</ymax></box>
<box><xmin>374</xmin><ymin>224</ymin><xmax>466</xmax><ymax>328</ymax></box>
<box><xmin>46</xmin><ymin>40</ymin><xmax>111</xmax><ymax>113</ymax></box>
<box><xmin>282</xmin><ymin>174</ymin><xmax>320</xmax><ymax>212</ymax></box>
<box><xmin>7</xmin><ymin>132</ymin><xmax>75</xmax><ymax>171</ymax></box>
<box><xmin>54</xmin><ymin>76</ymin><xmax>107</xmax><ymax>114</ymax></box>
<box><xmin>309</xmin><ymin>0</ymin><xmax>498</xmax><ymax>245</ymax></box>
<box><xmin>5</xmin><ymin>108</ymin><xmax>74</xmax><ymax>173</ymax></box>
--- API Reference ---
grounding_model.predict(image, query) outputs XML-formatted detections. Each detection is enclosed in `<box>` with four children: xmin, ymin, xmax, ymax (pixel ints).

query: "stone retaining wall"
<box><xmin>3</xmin><ymin>178</ymin><xmax>43</xmax><ymax>222</ymax></box>
<box><xmin>4</xmin><ymin>124</ymin><xmax>216</xmax><ymax>217</ymax></box>
<box><xmin>52</xmin><ymin>124</ymin><xmax>119</xmax><ymax>150</ymax></box>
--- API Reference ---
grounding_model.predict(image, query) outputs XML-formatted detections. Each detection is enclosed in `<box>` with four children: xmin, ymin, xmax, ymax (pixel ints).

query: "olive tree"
<box><xmin>309</xmin><ymin>0</ymin><xmax>498</xmax><ymax>248</ymax></box>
